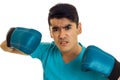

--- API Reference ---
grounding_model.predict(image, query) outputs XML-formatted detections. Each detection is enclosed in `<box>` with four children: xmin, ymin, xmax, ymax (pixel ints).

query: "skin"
<box><xmin>0</xmin><ymin>18</ymin><xmax>83</xmax><ymax>63</ymax></box>
<box><xmin>0</xmin><ymin>41</ymin><xmax>26</xmax><ymax>55</ymax></box>
<box><xmin>49</xmin><ymin>18</ymin><xmax>82</xmax><ymax>63</ymax></box>
<box><xmin>0</xmin><ymin>18</ymin><xmax>120</xmax><ymax>79</ymax></box>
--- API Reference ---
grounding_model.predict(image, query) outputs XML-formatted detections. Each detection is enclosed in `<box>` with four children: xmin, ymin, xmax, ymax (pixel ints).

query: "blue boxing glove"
<box><xmin>6</xmin><ymin>27</ymin><xmax>42</xmax><ymax>54</ymax></box>
<box><xmin>82</xmin><ymin>45</ymin><xmax>120</xmax><ymax>80</ymax></box>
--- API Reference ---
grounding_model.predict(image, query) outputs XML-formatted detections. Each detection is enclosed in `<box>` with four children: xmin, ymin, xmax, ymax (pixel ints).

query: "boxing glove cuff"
<box><xmin>109</xmin><ymin>59</ymin><xmax>120</xmax><ymax>80</ymax></box>
<box><xmin>6</xmin><ymin>27</ymin><xmax>16</xmax><ymax>47</ymax></box>
<box><xmin>6</xmin><ymin>27</ymin><xmax>42</xmax><ymax>54</ymax></box>
<box><xmin>82</xmin><ymin>45</ymin><xmax>120</xmax><ymax>80</ymax></box>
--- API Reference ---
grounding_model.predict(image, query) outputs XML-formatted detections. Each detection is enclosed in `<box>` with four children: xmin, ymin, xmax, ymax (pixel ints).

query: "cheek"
<box><xmin>68</xmin><ymin>31</ymin><xmax>78</xmax><ymax>38</ymax></box>
<box><xmin>68</xmin><ymin>32</ymin><xmax>78</xmax><ymax>43</ymax></box>
<box><xmin>52</xmin><ymin>34</ymin><xmax>59</xmax><ymax>41</ymax></box>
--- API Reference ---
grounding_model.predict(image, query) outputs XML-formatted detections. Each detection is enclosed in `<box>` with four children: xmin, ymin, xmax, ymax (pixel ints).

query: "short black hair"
<box><xmin>48</xmin><ymin>3</ymin><xmax>79</xmax><ymax>26</ymax></box>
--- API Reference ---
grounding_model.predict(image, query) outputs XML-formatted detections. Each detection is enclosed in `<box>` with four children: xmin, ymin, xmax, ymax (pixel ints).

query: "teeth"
<box><xmin>60</xmin><ymin>41</ymin><xmax>67</xmax><ymax>44</ymax></box>
<box><xmin>61</xmin><ymin>42</ymin><xmax>66</xmax><ymax>44</ymax></box>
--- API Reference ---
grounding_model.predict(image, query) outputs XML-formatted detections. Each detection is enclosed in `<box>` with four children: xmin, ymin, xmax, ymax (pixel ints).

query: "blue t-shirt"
<box><xmin>30</xmin><ymin>42</ymin><xmax>108</xmax><ymax>80</ymax></box>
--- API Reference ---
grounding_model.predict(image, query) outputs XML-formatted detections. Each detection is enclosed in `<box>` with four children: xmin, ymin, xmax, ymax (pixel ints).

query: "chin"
<box><xmin>60</xmin><ymin>48</ymin><xmax>70</xmax><ymax>53</ymax></box>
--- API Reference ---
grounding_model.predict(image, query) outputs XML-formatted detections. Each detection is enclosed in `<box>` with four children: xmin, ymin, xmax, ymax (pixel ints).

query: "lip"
<box><xmin>60</xmin><ymin>41</ymin><xmax>69</xmax><ymax>46</ymax></box>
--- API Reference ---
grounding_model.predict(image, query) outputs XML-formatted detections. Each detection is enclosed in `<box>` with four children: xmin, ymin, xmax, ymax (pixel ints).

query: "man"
<box><xmin>0</xmin><ymin>3</ymin><xmax>120</xmax><ymax>80</ymax></box>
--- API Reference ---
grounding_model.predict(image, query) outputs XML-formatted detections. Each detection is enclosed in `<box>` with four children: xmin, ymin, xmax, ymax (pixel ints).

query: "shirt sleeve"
<box><xmin>30</xmin><ymin>42</ymin><xmax>53</xmax><ymax>62</ymax></box>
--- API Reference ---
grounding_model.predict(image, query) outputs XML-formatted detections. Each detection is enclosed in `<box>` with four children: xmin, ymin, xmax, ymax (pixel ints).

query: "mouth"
<box><xmin>60</xmin><ymin>41</ymin><xmax>69</xmax><ymax>46</ymax></box>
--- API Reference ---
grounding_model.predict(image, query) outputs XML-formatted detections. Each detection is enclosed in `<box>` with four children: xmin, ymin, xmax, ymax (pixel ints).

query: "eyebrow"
<box><xmin>52</xmin><ymin>24</ymin><xmax>72</xmax><ymax>28</ymax></box>
<box><xmin>64</xmin><ymin>24</ymin><xmax>72</xmax><ymax>28</ymax></box>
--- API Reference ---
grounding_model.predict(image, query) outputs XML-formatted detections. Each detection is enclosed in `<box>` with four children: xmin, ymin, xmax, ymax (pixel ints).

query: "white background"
<box><xmin>0</xmin><ymin>0</ymin><xmax>120</xmax><ymax>80</ymax></box>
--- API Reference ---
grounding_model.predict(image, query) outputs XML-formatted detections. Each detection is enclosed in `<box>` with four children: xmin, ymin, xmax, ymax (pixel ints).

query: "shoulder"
<box><xmin>38</xmin><ymin>41</ymin><xmax>56</xmax><ymax>49</ymax></box>
<box><xmin>32</xmin><ymin>41</ymin><xmax>58</xmax><ymax>55</ymax></box>
<box><xmin>30</xmin><ymin>41</ymin><xmax>58</xmax><ymax>58</ymax></box>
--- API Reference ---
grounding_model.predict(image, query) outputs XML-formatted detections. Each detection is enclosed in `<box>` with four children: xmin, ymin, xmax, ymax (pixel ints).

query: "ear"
<box><xmin>77</xmin><ymin>22</ymin><xmax>82</xmax><ymax>34</ymax></box>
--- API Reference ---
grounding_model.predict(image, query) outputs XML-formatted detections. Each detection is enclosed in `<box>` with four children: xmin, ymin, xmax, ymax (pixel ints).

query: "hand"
<box><xmin>82</xmin><ymin>45</ymin><xmax>120</xmax><ymax>80</ymax></box>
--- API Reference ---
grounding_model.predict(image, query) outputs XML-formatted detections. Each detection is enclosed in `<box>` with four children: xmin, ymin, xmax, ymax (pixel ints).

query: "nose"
<box><xmin>59</xmin><ymin>29</ymin><xmax>66</xmax><ymax>39</ymax></box>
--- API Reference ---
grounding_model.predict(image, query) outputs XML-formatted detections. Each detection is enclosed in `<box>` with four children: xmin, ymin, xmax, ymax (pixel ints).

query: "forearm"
<box><xmin>0</xmin><ymin>40</ymin><xmax>26</xmax><ymax>55</ymax></box>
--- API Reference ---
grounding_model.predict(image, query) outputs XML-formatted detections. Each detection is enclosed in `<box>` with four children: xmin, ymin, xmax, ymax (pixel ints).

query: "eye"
<box><xmin>52</xmin><ymin>27</ymin><xmax>59</xmax><ymax>32</ymax></box>
<box><xmin>64</xmin><ymin>25</ymin><xmax>72</xmax><ymax>30</ymax></box>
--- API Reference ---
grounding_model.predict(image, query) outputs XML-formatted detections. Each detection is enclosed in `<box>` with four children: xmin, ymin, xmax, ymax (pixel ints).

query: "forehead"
<box><xmin>50</xmin><ymin>18</ymin><xmax>74</xmax><ymax>27</ymax></box>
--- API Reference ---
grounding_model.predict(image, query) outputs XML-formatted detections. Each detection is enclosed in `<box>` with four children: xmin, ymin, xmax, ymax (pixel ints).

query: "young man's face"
<box><xmin>50</xmin><ymin>18</ymin><xmax>82</xmax><ymax>54</ymax></box>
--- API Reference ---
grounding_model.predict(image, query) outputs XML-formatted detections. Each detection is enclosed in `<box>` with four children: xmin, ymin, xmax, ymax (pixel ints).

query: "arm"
<box><xmin>1</xmin><ymin>27</ymin><xmax>42</xmax><ymax>55</ymax></box>
<box><xmin>82</xmin><ymin>45</ymin><xmax>120</xmax><ymax>80</ymax></box>
<box><xmin>0</xmin><ymin>40</ymin><xmax>26</xmax><ymax>55</ymax></box>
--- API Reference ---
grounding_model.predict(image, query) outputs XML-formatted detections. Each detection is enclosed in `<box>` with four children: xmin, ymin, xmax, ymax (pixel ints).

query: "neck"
<box><xmin>62</xmin><ymin>44</ymin><xmax>82</xmax><ymax>63</ymax></box>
